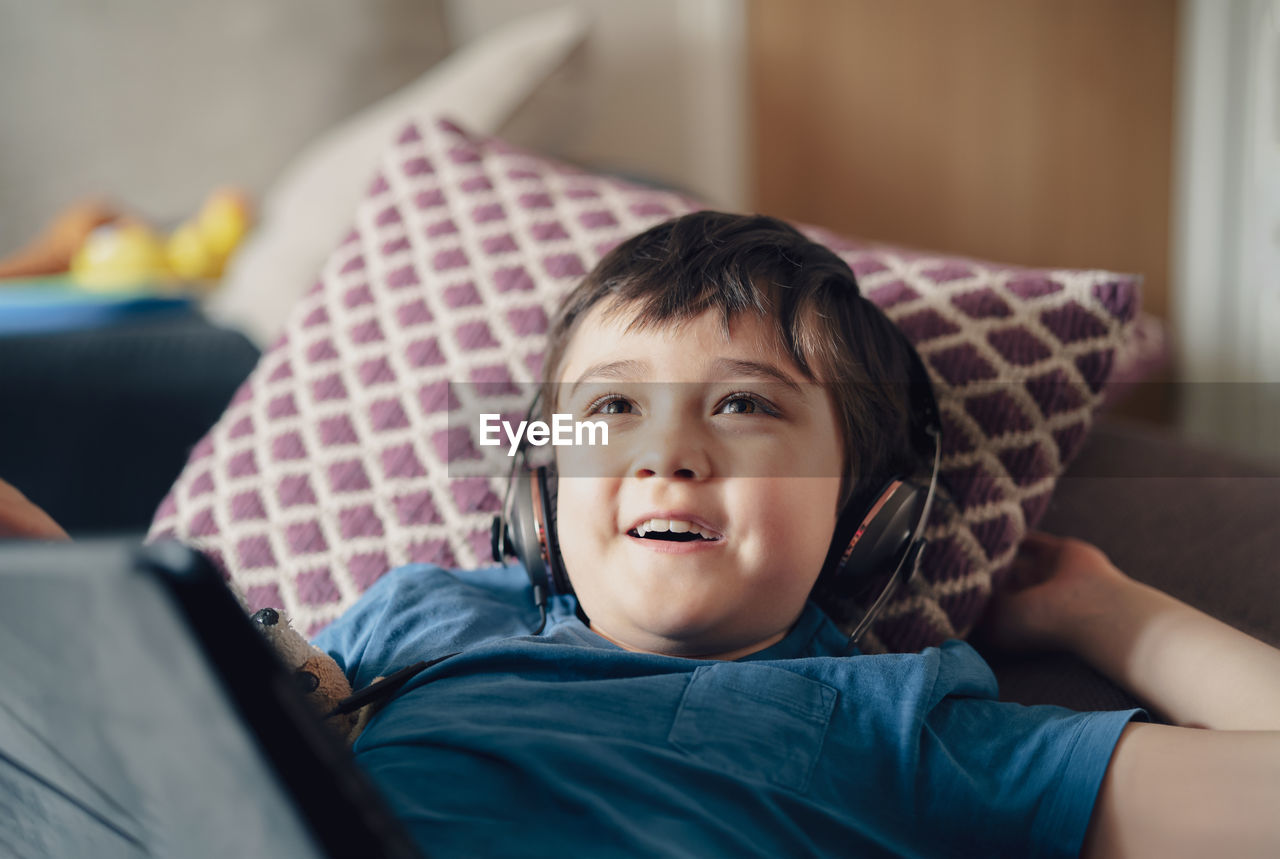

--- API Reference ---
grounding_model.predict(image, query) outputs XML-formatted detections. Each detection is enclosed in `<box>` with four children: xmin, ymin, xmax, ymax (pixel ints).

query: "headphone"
<box><xmin>491</xmin><ymin>339</ymin><xmax>942</xmax><ymax>649</ymax></box>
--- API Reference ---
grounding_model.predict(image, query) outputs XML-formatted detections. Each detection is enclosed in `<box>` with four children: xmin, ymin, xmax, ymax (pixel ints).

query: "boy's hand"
<box><xmin>972</xmin><ymin>531</ymin><xmax>1127</xmax><ymax>655</ymax></box>
<box><xmin>980</xmin><ymin>530</ymin><xmax>1280</xmax><ymax>731</ymax></box>
<box><xmin>0</xmin><ymin>477</ymin><xmax>70</xmax><ymax>540</ymax></box>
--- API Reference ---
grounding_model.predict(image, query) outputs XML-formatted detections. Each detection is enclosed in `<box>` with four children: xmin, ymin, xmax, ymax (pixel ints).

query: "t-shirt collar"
<box><xmin>548</xmin><ymin>599</ymin><xmax>843</xmax><ymax>662</ymax></box>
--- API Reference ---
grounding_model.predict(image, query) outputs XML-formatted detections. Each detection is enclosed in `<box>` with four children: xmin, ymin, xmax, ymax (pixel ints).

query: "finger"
<box><xmin>0</xmin><ymin>479</ymin><xmax>70</xmax><ymax>541</ymax></box>
<box><xmin>0</xmin><ymin>507</ymin><xmax>71</xmax><ymax>540</ymax></box>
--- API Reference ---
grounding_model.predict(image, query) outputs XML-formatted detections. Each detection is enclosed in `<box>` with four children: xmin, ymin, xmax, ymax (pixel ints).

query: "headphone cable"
<box><xmin>531</xmin><ymin>584</ymin><xmax>548</xmax><ymax>635</ymax></box>
<box><xmin>323</xmin><ymin>583</ymin><xmax>550</xmax><ymax>720</ymax></box>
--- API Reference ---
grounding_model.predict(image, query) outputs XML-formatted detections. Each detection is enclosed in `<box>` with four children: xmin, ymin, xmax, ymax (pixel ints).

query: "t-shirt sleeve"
<box><xmin>918</xmin><ymin>642</ymin><xmax>1147</xmax><ymax>859</ymax></box>
<box><xmin>310</xmin><ymin>563</ymin><xmax>540</xmax><ymax>689</ymax></box>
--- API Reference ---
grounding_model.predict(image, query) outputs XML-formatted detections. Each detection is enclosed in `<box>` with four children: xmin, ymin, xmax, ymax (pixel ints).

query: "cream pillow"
<box><xmin>207</xmin><ymin>5</ymin><xmax>588</xmax><ymax>347</ymax></box>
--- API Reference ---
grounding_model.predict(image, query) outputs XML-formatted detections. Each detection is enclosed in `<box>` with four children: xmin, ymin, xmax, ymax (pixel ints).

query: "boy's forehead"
<box><xmin>556</xmin><ymin>302</ymin><xmax>797</xmax><ymax>382</ymax></box>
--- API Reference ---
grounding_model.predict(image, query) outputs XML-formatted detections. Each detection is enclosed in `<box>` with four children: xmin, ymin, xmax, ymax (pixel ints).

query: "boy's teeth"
<box><xmin>634</xmin><ymin>518</ymin><xmax>714</xmax><ymax>539</ymax></box>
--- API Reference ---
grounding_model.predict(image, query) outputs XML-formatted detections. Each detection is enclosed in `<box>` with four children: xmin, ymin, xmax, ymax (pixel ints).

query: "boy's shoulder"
<box><xmin>312</xmin><ymin>562</ymin><xmax>544</xmax><ymax>686</ymax></box>
<box><xmin>364</xmin><ymin>561</ymin><xmax>532</xmax><ymax>602</ymax></box>
<box><xmin>319</xmin><ymin>562</ymin><xmax>1004</xmax><ymax>705</ymax></box>
<box><xmin>765</xmin><ymin>635</ymin><xmax>1001</xmax><ymax>708</ymax></box>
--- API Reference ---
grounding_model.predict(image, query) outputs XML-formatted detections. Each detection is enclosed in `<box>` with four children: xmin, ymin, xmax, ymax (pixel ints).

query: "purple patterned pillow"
<box><xmin>148</xmin><ymin>119</ymin><xmax>1137</xmax><ymax>651</ymax></box>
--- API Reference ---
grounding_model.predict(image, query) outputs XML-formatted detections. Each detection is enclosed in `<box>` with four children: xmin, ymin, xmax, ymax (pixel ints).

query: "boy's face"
<box><xmin>552</xmin><ymin>304</ymin><xmax>844</xmax><ymax>659</ymax></box>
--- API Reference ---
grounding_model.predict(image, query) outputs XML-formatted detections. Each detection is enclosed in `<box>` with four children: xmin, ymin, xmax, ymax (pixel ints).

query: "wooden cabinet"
<box><xmin>748</xmin><ymin>0</ymin><xmax>1178</xmax><ymax>321</ymax></box>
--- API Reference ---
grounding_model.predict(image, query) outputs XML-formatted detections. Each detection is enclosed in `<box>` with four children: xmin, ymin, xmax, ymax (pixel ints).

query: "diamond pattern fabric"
<box><xmin>149</xmin><ymin>119</ymin><xmax>1137</xmax><ymax>651</ymax></box>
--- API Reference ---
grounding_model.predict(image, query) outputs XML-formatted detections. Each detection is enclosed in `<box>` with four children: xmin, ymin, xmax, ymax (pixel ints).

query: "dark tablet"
<box><xmin>0</xmin><ymin>537</ymin><xmax>421</xmax><ymax>858</ymax></box>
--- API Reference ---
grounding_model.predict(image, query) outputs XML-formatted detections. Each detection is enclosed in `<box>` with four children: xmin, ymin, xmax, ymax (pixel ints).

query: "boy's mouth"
<box><xmin>625</xmin><ymin>516</ymin><xmax>722</xmax><ymax>543</ymax></box>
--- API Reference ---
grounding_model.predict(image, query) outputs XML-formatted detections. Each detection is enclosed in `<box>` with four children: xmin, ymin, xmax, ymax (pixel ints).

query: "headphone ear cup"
<box><xmin>535</xmin><ymin>467</ymin><xmax>574</xmax><ymax>595</ymax></box>
<box><xmin>507</xmin><ymin>470</ymin><xmax>549</xmax><ymax>595</ymax></box>
<box><xmin>506</xmin><ymin>467</ymin><xmax>572</xmax><ymax>597</ymax></box>
<box><xmin>820</xmin><ymin>480</ymin><xmax>926</xmax><ymax>606</ymax></box>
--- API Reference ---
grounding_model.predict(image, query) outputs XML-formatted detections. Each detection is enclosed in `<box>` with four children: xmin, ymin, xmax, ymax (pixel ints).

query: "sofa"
<box><xmin>988</xmin><ymin>415</ymin><xmax>1280</xmax><ymax>713</ymax></box>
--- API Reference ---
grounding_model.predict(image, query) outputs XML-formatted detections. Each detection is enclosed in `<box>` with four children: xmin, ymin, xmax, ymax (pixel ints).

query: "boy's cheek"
<box><xmin>553</xmin><ymin>482</ymin><xmax>619</xmax><ymax>602</ymax></box>
<box><xmin>554</xmin><ymin>443</ymin><xmax>613</xmax><ymax>478</ymax></box>
<box><xmin>554</xmin><ymin>476</ymin><xmax>618</xmax><ymax>541</ymax></box>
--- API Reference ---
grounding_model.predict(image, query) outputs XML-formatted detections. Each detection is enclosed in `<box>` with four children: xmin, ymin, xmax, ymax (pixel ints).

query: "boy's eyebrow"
<box><xmin>563</xmin><ymin>358</ymin><xmax>804</xmax><ymax>399</ymax></box>
<box><xmin>566</xmin><ymin>359</ymin><xmax>649</xmax><ymax>399</ymax></box>
<box><xmin>709</xmin><ymin>359</ymin><xmax>803</xmax><ymax>394</ymax></box>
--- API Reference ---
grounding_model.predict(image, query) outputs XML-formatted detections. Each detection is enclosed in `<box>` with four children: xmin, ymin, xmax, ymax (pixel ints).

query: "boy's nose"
<box><xmin>631</xmin><ymin>423</ymin><xmax>710</xmax><ymax>479</ymax></box>
<box><xmin>634</xmin><ymin>463</ymin><xmax>699</xmax><ymax>479</ymax></box>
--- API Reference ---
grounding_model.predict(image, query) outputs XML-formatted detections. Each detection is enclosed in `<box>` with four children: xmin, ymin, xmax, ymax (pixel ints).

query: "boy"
<box><xmin>3</xmin><ymin>213</ymin><xmax>1278</xmax><ymax>856</ymax></box>
<box><xmin>309</xmin><ymin>212</ymin><xmax>1280</xmax><ymax>856</ymax></box>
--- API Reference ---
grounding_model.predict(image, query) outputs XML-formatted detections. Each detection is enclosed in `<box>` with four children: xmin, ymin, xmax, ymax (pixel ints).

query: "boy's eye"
<box><xmin>715</xmin><ymin>393</ymin><xmax>779</xmax><ymax>417</ymax></box>
<box><xmin>586</xmin><ymin>395</ymin><xmax>634</xmax><ymax>415</ymax></box>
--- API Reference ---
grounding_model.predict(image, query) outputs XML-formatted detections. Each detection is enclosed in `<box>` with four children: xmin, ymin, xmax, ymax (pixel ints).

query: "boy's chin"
<box><xmin>613</xmin><ymin>543</ymin><xmax>737</xmax><ymax>582</ymax></box>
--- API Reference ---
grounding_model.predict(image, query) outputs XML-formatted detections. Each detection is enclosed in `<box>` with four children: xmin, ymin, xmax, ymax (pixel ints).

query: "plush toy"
<box><xmin>70</xmin><ymin>189</ymin><xmax>254</xmax><ymax>290</ymax></box>
<box><xmin>0</xmin><ymin>199</ymin><xmax>122</xmax><ymax>279</ymax></box>
<box><xmin>0</xmin><ymin>190</ymin><xmax>253</xmax><ymax>290</ymax></box>
<box><xmin>69</xmin><ymin>217</ymin><xmax>173</xmax><ymax>291</ymax></box>
<box><xmin>164</xmin><ymin>188</ymin><xmax>254</xmax><ymax>282</ymax></box>
<box><xmin>248</xmin><ymin>606</ymin><xmax>381</xmax><ymax>745</ymax></box>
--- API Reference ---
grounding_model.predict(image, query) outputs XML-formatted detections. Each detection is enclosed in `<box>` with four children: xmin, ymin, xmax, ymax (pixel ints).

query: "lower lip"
<box><xmin>626</xmin><ymin>534</ymin><xmax>725</xmax><ymax>554</ymax></box>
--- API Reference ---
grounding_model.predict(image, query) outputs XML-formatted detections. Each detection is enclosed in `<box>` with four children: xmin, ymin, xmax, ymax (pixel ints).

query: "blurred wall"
<box><xmin>0</xmin><ymin>0</ymin><xmax>450</xmax><ymax>252</ymax></box>
<box><xmin>444</xmin><ymin>0</ymin><xmax>748</xmax><ymax>210</ymax></box>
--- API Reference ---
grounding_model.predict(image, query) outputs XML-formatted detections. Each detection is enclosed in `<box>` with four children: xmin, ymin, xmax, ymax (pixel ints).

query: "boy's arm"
<box><xmin>1083</xmin><ymin>724</ymin><xmax>1280</xmax><ymax>858</ymax></box>
<box><xmin>979</xmin><ymin>532</ymin><xmax>1280</xmax><ymax>857</ymax></box>
<box><xmin>978</xmin><ymin>531</ymin><xmax>1280</xmax><ymax>730</ymax></box>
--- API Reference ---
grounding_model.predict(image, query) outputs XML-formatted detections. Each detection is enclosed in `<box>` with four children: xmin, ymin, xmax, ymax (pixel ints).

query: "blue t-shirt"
<box><xmin>313</xmin><ymin>564</ymin><xmax>1143</xmax><ymax>858</ymax></box>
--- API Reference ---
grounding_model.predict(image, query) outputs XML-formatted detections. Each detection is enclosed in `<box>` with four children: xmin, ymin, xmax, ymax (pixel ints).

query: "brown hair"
<box><xmin>541</xmin><ymin>211</ymin><xmax>925</xmax><ymax>511</ymax></box>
